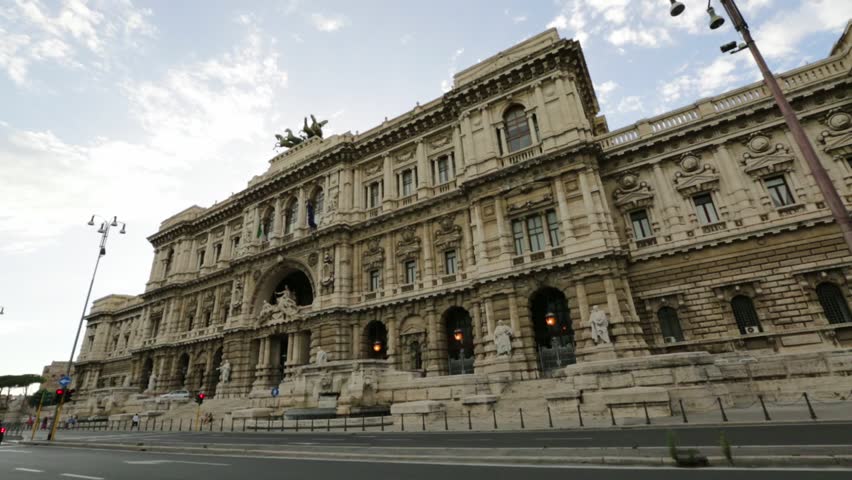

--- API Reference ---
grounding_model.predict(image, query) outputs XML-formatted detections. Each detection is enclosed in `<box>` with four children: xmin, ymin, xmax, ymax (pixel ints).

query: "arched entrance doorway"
<box><xmin>177</xmin><ymin>353</ymin><xmax>190</xmax><ymax>387</ymax></box>
<box><xmin>364</xmin><ymin>320</ymin><xmax>389</xmax><ymax>359</ymax></box>
<box><xmin>140</xmin><ymin>357</ymin><xmax>154</xmax><ymax>393</ymax></box>
<box><xmin>529</xmin><ymin>288</ymin><xmax>575</xmax><ymax>374</ymax></box>
<box><xmin>444</xmin><ymin>307</ymin><xmax>474</xmax><ymax>375</ymax></box>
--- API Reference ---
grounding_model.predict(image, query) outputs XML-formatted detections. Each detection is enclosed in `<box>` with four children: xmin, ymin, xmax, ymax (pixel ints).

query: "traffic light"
<box><xmin>65</xmin><ymin>389</ymin><xmax>75</xmax><ymax>403</ymax></box>
<box><xmin>0</xmin><ymin>424</ymin><xmax>6</xmax><ymax>444</ymax></box>
<box><xmin>56</xmin><ymin>388</ymin><xmax>64</xmax><ymax>397</ymax></box>
<box><xmin>195</xmin><ymin>392</ymin><xmax>205</xmax><ymax>405</ymax></box>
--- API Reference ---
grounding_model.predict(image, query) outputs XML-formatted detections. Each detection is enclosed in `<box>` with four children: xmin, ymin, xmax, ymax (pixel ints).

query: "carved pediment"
<box><xmin>613</xmin><ymin>171</ymin><xmax>654</xmax><ymax>210</ymax></box>
<box><xmin>507</xmin><ymin>194</ymin><xmax>553</xmax><ymax>212</ymax></box>
<box><xmin>674</xmin><ymin>169</ymin><xmax>720</xmax><ymax>197</ymax></box>
<box><xmin>395</xmin><ymin>148</ymin><xmax>416</xmax><ymax>164</ymax></box>
<box><xmin>362</xmin><ymin>237</ymin><xmax>385</xmax><ymax>271</ymax></box>
<box><xmin>396</xmin><ymin>226</ymin><xmax>421</xmax><ymax>259</ymax></box>
<box><xmin>434</xmin><ymin>214</ymin><xmax>463</xmax><ymax>250</ymax></box>
<box><xmin>819</xmin><ymin>110</ymin><xmax>852</xmax><ymax>160</ymax></box>
<box><xmin>363</xmin><ymin>158</ymin><xmax>383</xmax><ymax>176</ymax></box>
<box><xmin>740</xmin><ymin>133</ymin><xmax>796</xmax><ymax>178</ymax></box>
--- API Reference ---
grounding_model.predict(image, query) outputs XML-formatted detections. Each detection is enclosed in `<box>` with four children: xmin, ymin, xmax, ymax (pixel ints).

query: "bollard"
<box><xmin>643</xmin><ymin>402</ymin><xmax>650</xmax><ymax>425</ymax></box>
<box><xmin>422</xmin><ymin>413</ymin><xmax>426</xmax><ymax>431</ymax></box>
<box><xmin>679</xmin><ymin>399</ymin><xmax>689</xmax><ymax>424</ymax></box>
<box><xmin>444</xmin><ymin>411</ymin><xmax>448</xmax><ymax>431</ymax></box>
<box><xmin>519</xmin><ymin>408</ymin><xmax>525</xmax><ymax>429</ymax></box>
<box><xmin>609</xmin><ymin>405</ymin><xmax>616</xmax><ymax>426</ymax></box>
<box><xmin>803</xmin><ymin>393</ymin><xmax>818</xmax><ymax>420</ymax></box>
<box><xmin>268</xmin><ymin>417</ymin><xmax>272</xmax><ymax>431</ymax></box>
<box><xmin>310</xmin><ymin>419</ymin><xmax>314</xmax><ymax>432</ymax></box>
<box><xmin>162</xmin><ymin>419</ymin><xmax>165</xmax><ymax>431</ymax></box>
<box><xmin>547</xmin><ymin>405</ymin><xmax>553</xmax><ymax>429</ymax></box>
<box><xmin>468</xmin><ymin>411</ymin><xmax>472</xmax><ymax>430</ymax></box>
<box><xmin>758</xmin><ymin>395</ymin><xmax>771</xmax><ymax>421</ymax></box>
<box><xmin>295</xmin><ymin>419</ymin><xmax>299</xmax><ymax>432</ymax></box>
<box><xmin>179</xmin><ymin>418</ymin><xmax>183</xmax><ymax>431</ymax></box>
<box><xmin>230</xmin><ymin>418</ymin><xmax>234</xmax><ymax>432</ymax></box>
<box><xmin>577</xmin><ymin>404</ymin><xmax>584</xmax><ymax>427</ymax></box>
<box><xmin>717</xmin><ymin>397</ymin><xmax>728</xmax><ymax>422</ymax></box>
<box><xmin>362</xmin><ymin>416</ymin><xmax>365</xmax><ymax>432</ymax></box>
<box><xmin>344</xmin><ymin>415</ymin><xmax>348</xmax><ymax>432</ymax></box>
<box><xmin>242</xmin><ymin>418</ymin><xmax>246</xmax><ymax>432</ymax></box>
<box><xmin>209</xmin><ymin>419</ymin><xmax>213</xmax><ymax>432</ymax></box>
<box><xmin>189</xmin><ymin>419</ymin><xmax>193</xmax><ymax>431</ymax></box>
<box><xmin>381</xmin><ymin>415</ymin><xmax>384</xmax><ymax>432</ymax></box>
<box><xmin>222</xmin><ymin>418</ymin><xmax>225</xmax><ymax>432</ymax></box>
<box><xmin>401</xmin><ymin>413</ymin><xmax>405</xmax><ymax>432</ymax></box>
<box><xmin>492</xmin><ymin>409</ymin><xmax>498</xmax><ymax>430</ymax></box>
<box><xmin>326</xmin><ymin>418</ymin><xmax>330</xmax><ymax>432</ymax></box>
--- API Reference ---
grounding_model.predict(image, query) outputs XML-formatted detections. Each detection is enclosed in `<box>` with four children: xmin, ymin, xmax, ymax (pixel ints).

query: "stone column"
<box><xmin>574</xmin><ymin>280</ymin><xmax>591</xmax><ymax>353</ymax></box>
<box><xmin>553</xmin><ymin>176</ymin><xmax>574</xmax><ymax>240</ymax></box>
<box><xmin>422</xmin><ymin>223</ymin><xmax>434</xmax><ymax>284</ymax></box>
<box><xmin>387</xmin><ymin>317</ymin><xmax>398</xmax><ymax>366</ymax></box>
<box><xmin>383</xmin><ymin>154</ymin><xmax>394</xmax><ymax>211</ymax></box>
<box><xmin>341</xmin><ymin>167</ymin><xmax>354</xmax><ymax>213</ymax></box>
<box><xmin>493</xmin><ymin>196</ymin><xmax>511</xmax><ymax>260</ymax></box>
<box><xmin>716</xmin><ymin>144</ymin><xmax>758</xmax><ymax>219</ymax></box>
<box><xmin>533</xmin><ymin>82</ymin><xmax>553</xmax><ymax>138</ymax></box>
<box><xmin>578</xmin><ymin>169</ymin><xmax>599</xmax><ymax>234</ymax></box>
<box><xmin>651</xmin><ymin>163</ymin><xmax>683</xmax><ymax>229</ymax></box>
<box><xmin>472</xmin><ymin>203</ymin><xmax>486</xmax><ymax>264</ymax></box>
<box><xmin>353</xmin><ymin>168</ymin><xmax>363</xmax><ymax>210</ymax></box>
<box><xmin>222</xmin><ymin>223</ymin><xmax>232</xmax><ymax>259</ymax></box>
<box><xmin>471</xmin><ymin>301</ymin><xmax>484</xmax><ymax>361</ymax></box>
<box><xmin>452</xmin><ymin>125</ymin><xmax>465</xmax><ymax>172</ymax></box>
<box><xmin>351</xmin><ymin>323</ymin><xmax>361</xmax><ymax>360</ymax></box>
<box><xmin>415</xmin><ymin>139</ymin><xmax>429</xmax><ymax>193</ymax></box>
<box><xmin>603</xmin><ymin>278</ymin><xmax>624</xmax><ymax>324</ymax></box>
<box><xmin>483</xmin><ymin>298</ymin><xmax>496</xmax><ymax>343</ymax></box>
<box><xmin>527</xmin><ymin>115</ymin><xmax>539</xmax><ymax>144</ymax></box>
<box><xmin>481</xmin><ymin>106</ymin><xmax>498</xmax><ymax>158</ymax></box>
<box><xmin>296</xmin><ymin>187</ymin><xmax>306</xmax><ymax>234</ymax></box>
<box><xmin>425</xmin><ymin>309</ymin><xmax>441</xmax><ymax>376</ymax></box>
<box><xmin>460</xmin><ymin>112</ymin><xmax>477</xmax><ymax>175</ymax></box>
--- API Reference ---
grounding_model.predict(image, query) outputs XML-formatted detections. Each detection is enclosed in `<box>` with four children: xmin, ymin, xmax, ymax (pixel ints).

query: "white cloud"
<box><xmin>0</xmin><ymin>0</ymin><xmax>155</xmax><ymax>85</ymax></box>
<box><xmin>513</xmin><ymin>15</ymin><xmax>527</xmax><ymax>24</ymax></box>
<box><xmin>755</xmin><ymin>0</ymin><xmax>852</xmax><ymax>59</ymax></box>
<box><xmin>400</xmin><ymin>33</ymin><xmax>413</xmax><ymax>45</ymax></box>
<box><xmin>546</xmin><ymin>14</ymin><xmax>567</xmax><ymax>30</ymax></box>
<box><xmin>607</xmin><ymin>26</ymin><xmax>671</xmax><ymax>48</ymax></box>
<box><xmin>616</xmin><ymin>95</ymin><xmax>643</xmax><ymax>113</ymax></box>
<box><xmin>594</xmin><ymin>80</ymin><xmax>618</xmax><ymax>105</ymax></box>
<box><xmin>440</xmin><ymin>48</ymin><xmax>464</xmax><ymax>93</ymax></box>
<box><xmin>310</xmin><ymin>13</ymin><xmax>347</xmax><ymax>32</ymax></box>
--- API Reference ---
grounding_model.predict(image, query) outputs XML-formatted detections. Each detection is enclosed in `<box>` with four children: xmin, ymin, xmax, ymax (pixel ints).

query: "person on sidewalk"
<box><xmin>131</xmin><ymin>413</ymin><xmax>140</xmax><ymax>430</ymax></box>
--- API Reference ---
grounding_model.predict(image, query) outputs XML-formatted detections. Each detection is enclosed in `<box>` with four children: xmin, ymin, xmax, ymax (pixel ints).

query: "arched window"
<box><xmin>260</xmin><ymin>209</ymin><xmax>273</xmax><ymax>240</ymax></box>
<box><xmin>504</xmin><ymin>105</ymin><xmax>532</xmax><ymax>152</ymax></box>
<box><xmin>284</xmin><ymin>199</ymin><xmax>298</xmax><ymax>234</ymax></box>
<box><xmin>731</xmin><ymin>295</ymin><xmax>761</xmax><ymax>334</ymax></box>
<box><xmin>816</xmin><ymin>282</ymin><xmax>852</xmax><ymax>324</ymax></box>
<box><xmin>657</xmin><ymin>307</ymin><xmax>684</xmax><ymax>342</ymax></box>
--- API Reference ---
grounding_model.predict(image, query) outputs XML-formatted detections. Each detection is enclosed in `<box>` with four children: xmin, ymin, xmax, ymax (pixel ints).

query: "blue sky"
<box><xmin>1</xmin><ymin>0</ymin><xmax>850</xmax><ymax>382</ymax></box>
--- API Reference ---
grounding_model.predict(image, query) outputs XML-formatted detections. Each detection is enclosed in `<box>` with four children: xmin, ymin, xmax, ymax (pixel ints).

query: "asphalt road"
<box><xmin>45</xmin><ymin>422</ymin><xmax>852</xmax><ymax>449</ymax></box>
<box><xmin>1</xmin><ymin>444</ymin><xmax>850</xmax><ymax>480</ymax></box>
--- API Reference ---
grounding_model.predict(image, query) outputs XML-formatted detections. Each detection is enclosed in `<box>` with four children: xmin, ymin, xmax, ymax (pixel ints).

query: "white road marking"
<box><xmin>533</xmin><ymin>437</ymin><xmax>594</xmax><ymax>441</ymax></box>
<box><xmin>14</xmin><ymin>467</ymin><xmax>44</xmax><ymax>472</ymax></box>
<box><xmin>60</xmin><ymin>474</ymin><xmax>104</xmax><ymax>479</ymax></box>
<box><xmin>124</xmin><ymin>460</ymin><xmax>229</xmax><ymax>466</ymax></box>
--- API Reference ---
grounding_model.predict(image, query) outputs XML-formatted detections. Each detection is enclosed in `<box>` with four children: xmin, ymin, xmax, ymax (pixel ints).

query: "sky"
<box><xmin>1</xmin><ymin>0</ymin><xmax>850</xmax><ymax>388</ymax></box>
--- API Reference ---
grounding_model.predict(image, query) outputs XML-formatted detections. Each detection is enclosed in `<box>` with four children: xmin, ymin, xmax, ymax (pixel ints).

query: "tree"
<box><xmin>0</xmin><ymin>374</ymin><xmax>46</xmax><ymax>405</ymax></box>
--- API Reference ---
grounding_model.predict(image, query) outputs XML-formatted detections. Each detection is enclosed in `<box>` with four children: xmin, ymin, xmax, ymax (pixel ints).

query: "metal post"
<box><xmin>326</xmin><ymin>418</ymin><xmax>330</xmax><ymax>432</ymax></box>
<box><xmin>547</xmin><ymin>405</ymin><xmax>553</xmax><ymax>428</ymax></box>
<box><xmin>519</xmin><ymin>408</ymin><xmax>525</xmax><ymax>429</ymax></box>
<box><xmin>576</xmin><ymin>404</ymin><xmax>584</xmax><ymax>427</ymax></box>
<box><xmin>230</xmin><ymin>418</ymin><xmax>234</xmax><ymax>432</ymax></box>
<box><xmin>344</xmin><ymin>415</ymin><xmax>348</xmax><ymax>432</ymax></box>
<box><xmin>492</xmin><ymin>409</ymin><xmax>498</xmax><ymax>429</ymax></box>
<box><xmin>295</xmin><ymin>418</ymin><xmax>299</xmax><ymax>432</ymax></box>
<box><xmin>281</xmin><ymin>415</ymin><xmax>284</xmax><ymax>432</ymax></box>
<box><xmin>758</xmin><ymin>395</ymin><xmax>771</xmax><ymax>421</ymax></box>
<box><xmin>679</xmin><ymin>399</ymin><xmax>689</xmax><ymax>424</ymax></box>
<box><xmin>717</xmin><ymin>397</ymin><xmax>729</xmax><ymax>422</ymax></box>
<box><xmin>179</xmin><ymin>418</ymin><xmax>183</xmax><ymax>431</ymax></box>
<box><xmin>310</xmin><ymin>419</ymin><xmax>314</xmax><ymax>432</ymax></box>
<box><xmin>268</xmin><ymin>417</ymin><xmax>271</xmax><ymax>431</ymax></box>
<box><xmin>609</xmin><ymin>405</ymin><xmax>616</xmax><ymax>426</ymax></box>
<box><xmin>468</xmin><ymin>410</ymin><xmax>472</xmax><ymax>430</ymax></box>
<box><xmin>719</xmin><ymin>0</ymin><xmax>852</xmax><ymax>254</ymax></box>
<box><xmin>444</xmin><ymin>411</ymin><xmax>448</xmax><ymax>431</ymax></box>
<box><xmin>242</xmin><ymin>418</ymin><xmax>246</xmax><ymax>432</ymax></box>
<box><xmin>189</xmin><ymin>418</ymin><xmax>193</xmax><ymax>431</ymax></box>
<box><xmin>421</xmin><ymin>413</ymin><xmax>426</xmax><ymax>431</ymax></box>
<box><xmin>362</xmin><ymin>416</ymin><xmax>365</xmax><ymax>432</ymax></box>
<box><xmin>643</xmin><ymin>402</ymin><xmax>650</xmax><ymax>425</ymax></box>
<box><xmin>401</xmin><ymin>413</ymin><xmax>405</xmax><ymax>432</ymax></box>
<box><xmin>222</xmin><ymin>418</ymin><xmax>225</xmax><ymax>432</ymax></box>
<box><xmin>380</xmin><ymin>415</ymin><xmax>384</xmax><ymax>432</ymax></box>
<box><xmin>804</xmin><ymin>393</ymin><xmax>818</xmax><ymax>420</ymax></box>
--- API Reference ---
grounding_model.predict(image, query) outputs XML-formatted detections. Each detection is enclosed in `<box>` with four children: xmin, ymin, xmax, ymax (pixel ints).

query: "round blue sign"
<box><xmin>271</xmin><ymin>387</ymin><xmax>279</xmax><ymax>398</ymax></box>
<box><xmin>59</xmin><ymin>375</ymin><xmax>72</xmax><ymax>387</ymax></box>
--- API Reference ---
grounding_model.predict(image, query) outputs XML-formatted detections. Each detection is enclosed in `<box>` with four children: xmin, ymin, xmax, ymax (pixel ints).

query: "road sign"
<box><xmin>271</xmin><ymin>387</ymin><xmax>279</xmax><ymax>398</ymax></box>
<box><xmin>58</xmin><ymin>375</ymin><xmax>71</xmax><ymax>387</ymax></box>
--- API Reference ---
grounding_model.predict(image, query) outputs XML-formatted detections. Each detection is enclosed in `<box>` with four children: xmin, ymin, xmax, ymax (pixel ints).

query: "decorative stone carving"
<box><xmin>819</xmin><ymin>108</ymin><xmax>852</xmax><ymax>160</ymax></box>
<box><xmin>217</xmin><ymin>360</ymin><xmax>231</xmax><ymax>384</ymax></box>
<box><xmin>612</xmin><ymin>171</ymin><xmax>654</xmax><ymax>210</ymax></box>
<box><xmin>362</xmin><ymin>237</ymin><xmax>385</xmax><ymax>271</ymax></box>
<box><xmin>507</xmin><ymin>194</ymin><xmax>554</xmax><ymax>212</ymax></box>
<box><xmin>230</xmin><ymin>279</ymin><xmax>244</xmax><ymax>315</ymax></box>
<box><xmin>493</xmin><ymin>320</ymin><xmax>513</xmax><ymax>356</ymax></box>
<box><xmin>395</xmin><ymin>148</ymin><xmax>416</xmax><ymax>164</ymax></box>
<box><xmin>316</xmin><ymin>348</ymin><xmax>328</xmax><ymax>365</ymax></box>
<box><xmin>308</xmin><ymin>252</ymin><xmax>319</xmax><ymax>267</ymax></box>
<box><xmin>259</xmin><ymin>287</ymin><xmax>300</xmax><ymax>324</ymax></box>
<box><xmin>589</xmin><ymin>305</ymin><xmax>611</xmax><ymax>344</ymax></box>
<box><xmin>396</xmin><ymin>226</ymin><xmax>421</xmax><ymax>260</ymax></box>
<box><xmin>320</xmin><ymin>250</ymin><xmax>335</xmax><ymax>293</ymax></box>
<box><xmin>327</xmin><ymin>190</ymin><xmax>339</xmax><ymax>212</ymax></box>
<box><xmin>429</xmin><ymin>133</ymin><xmax>452</xmax><ymax>150</ymax></box>
<box><xmin>147</xmin><ymin>372</ymin><xmax>157</xmax><ymax>392</ymax></box>
<box><xmin>433</xmin><ymin>214</ymin><xmax>463</xmax><ymax>251</ymax></box>
<box><xmin>364</xmin><ymin>159</ymin><xmax>382</xmax><ymax>176</ymax></box>
<box><xmin>740</xmin><ymin>133</ymin><xmax>795</xmax><ymax>178</ymax></box>
<box><xmin>673</xmin><ymin>153</ymin><xmax>720</xmax><ymax>197</ymax></box>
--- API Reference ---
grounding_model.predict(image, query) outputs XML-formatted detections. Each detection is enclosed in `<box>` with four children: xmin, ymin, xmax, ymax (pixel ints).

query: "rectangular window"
<box><xmin>214</xmin><ymin>243</ymin><xmax>223</xmax><ymax>262</ymax></box>
<box><xmin>764</xmin><ymin>175</ymin><xmax>795</xmax><ymax>207</ymax></box>
<box><xmin>512</xmin><ymin>219</ymin><xmax>525</xmax><ymax>255</ymax></box>
<box><xmin>693</xmin><ymin>193</ymin><xmax>720</xmax><ymax>225</ymax></box>
<box><xmin>369</xmin><ymin>182</ymin><xmax>381</xmax><ymax>208</ymax></box>
<box><xmin>231</xmin><ymin>236</ymin><xmax>240</xmax><ymax>252</ymax></box>
<box><xmin>546</xmin><ymin>210</ymin><xmax>560</xmax><ymax>247</ymax></box>
<box><xmin>369</xmin><ymin>270</ymin><xmax>380</xmax><ymax>292</ymax></box>
<box><xmin>402</xmin><ymin>170</ymin><xmax>414</xmax><ymax>196</ymax></box>
<box><xmin>630</xmin><ymin>210</ymin><xmax>653</xmax><ymax>240</ymax></box>
<box><xmin>437</xmin><ymin>157</ymin><xmax>450</xmax><ymax>184</ymax></box>
<box><xmin>444</xmin><ymin>250</ymin><xmax>457</xmax><ymax>275</ymax></box>
<box><xmin>197</xmin><ymin>250</ymin><xmax>205</xmax><ymax>268</ymax></box>
<box><xmin>404</xmin><ymin>260</ymin><xmax>417</xmax><ymax>284</ymax></box>
<box><xmin>526</xmin><ymin>215</ymin><xmax>546</xmax><ymax>252</ymax></box>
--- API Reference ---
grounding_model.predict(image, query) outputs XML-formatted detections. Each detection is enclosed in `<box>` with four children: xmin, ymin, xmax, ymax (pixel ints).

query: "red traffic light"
<box><xmin>56</xmin><ymin>389</ymin><xmax>64</xmax><ymax>396</ymax></box>
<box><xmin>0</xmin><ymin>427</ymin><xmax>6</xmax><ymax>434</ymax></box>
<box><xmin>198</xmin><ymin>393</ymin><xmax>205</xmax><ymax>399</ymax></box>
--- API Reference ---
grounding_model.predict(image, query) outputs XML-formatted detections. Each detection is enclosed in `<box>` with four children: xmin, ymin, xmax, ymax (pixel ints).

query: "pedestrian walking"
<box><xmin>131</xmin><ymin>413</ymin><xmax>140</xmax><ymax>430</ymax></box>
<box><xmin>26</xmin><ymin>416</ymin><xmax>34</xmax><ymax>428</ymax></box>
<box><xmin>41</xmin><ymin>417</ymin><xmax>48</xmax><ymax>430</ymax></box>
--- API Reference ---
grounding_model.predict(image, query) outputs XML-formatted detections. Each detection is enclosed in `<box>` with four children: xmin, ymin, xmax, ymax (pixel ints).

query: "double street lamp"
<box><xmin>668</xmin><ymin>0</ymin><xmax>852</xmax><ymax>253</ymax></box>
<box><xmin>48</xmin><ymin>215</ymin><xmax>126</xmax><ymax>441</ymax></box>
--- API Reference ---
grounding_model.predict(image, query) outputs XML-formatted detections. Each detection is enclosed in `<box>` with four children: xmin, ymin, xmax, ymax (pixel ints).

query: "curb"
<box><xmin>22</xmin><ymin>441</ymin><xmax>852</xmax><ymax>468</ymax></box>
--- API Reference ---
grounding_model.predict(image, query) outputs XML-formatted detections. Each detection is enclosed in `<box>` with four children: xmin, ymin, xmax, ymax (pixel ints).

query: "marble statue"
<box><xmin>316</xmin><ymin>348</ymin><xmax>328</xmax><ymax>365</ymax></box>
<box><xmin>147</xmin><ymin>372</ymin><xmax>157</xmax><ymax>391</ymax></box>
<box><xmin>217</xmin><ymin>360</ymin><xmax>231</xmax><ymax>384</ymax></box>
<box><xmin>493</xmin><ymin>320</ymin><xmax>514</xmax><ymax>356</ymax></box>
<box><xmin>589</xmin><ymin>305</ymin><xmax>611</xmax><ymax>344</ymax></box>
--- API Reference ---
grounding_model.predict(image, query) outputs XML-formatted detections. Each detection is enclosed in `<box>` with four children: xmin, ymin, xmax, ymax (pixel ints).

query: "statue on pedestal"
<box><xmin>316</xmin><ymin>348</ymin><xmax>329</xmax><ymax>365</ymax></box>
<box><xmin>217</xmin><ymin>360</ymin><xmax>232</xmax><ymax>384</ymax></box>
<box><xmin>589</xmin><ymin>305</ymin><xmax>611</xmax><ymax>344</ymax></box>
<box><xmin>493</xmin><ymin>320</ymin><xmax>514</xmax><ymax>356</ymax></box>
<box><xmin>147</xmin><ymin>372</ymin><xmax>157</xmax><ymax>392</ymax></box>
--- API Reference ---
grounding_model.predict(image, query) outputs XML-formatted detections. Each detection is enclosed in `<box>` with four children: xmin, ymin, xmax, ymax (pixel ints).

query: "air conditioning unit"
<box><xmin>744</xmin><ymin>326</ymin><xmax>760</xmax><ymax>334</ymax></box>
<box><xmin>664</xmin><ymin>336</ymin><xmax>678</xmax><ymax>344</ymax></box>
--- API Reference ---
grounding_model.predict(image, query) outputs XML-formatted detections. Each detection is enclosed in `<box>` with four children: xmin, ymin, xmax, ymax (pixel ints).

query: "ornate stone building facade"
<box><xmin>72</xmin><ymin>27</ymin><xmax>852</xmax><ymax>419</ymax></box>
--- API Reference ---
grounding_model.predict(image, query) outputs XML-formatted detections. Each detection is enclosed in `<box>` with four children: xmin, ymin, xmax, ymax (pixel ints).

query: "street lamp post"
<box><xmin>669</xmin><ymin>0</ymin><xmax>852</xmax><ymax>253</ymax></box>
<box><xmin>544</xmin><ymin>312</ymin><xmax>561</xmax><ymax>368</ymax></box>
<box><xmin>48</xmin><ymin>215</ymin><xmax>126</xmax><ymax>441</ymax></box>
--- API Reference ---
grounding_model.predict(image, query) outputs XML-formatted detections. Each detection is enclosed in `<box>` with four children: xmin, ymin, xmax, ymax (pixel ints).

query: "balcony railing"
<box><xmin>502</xmin><ymin>144</ymin><xmax>543</xmax><ymax>167</ymax></box>
<box><xmin>598</xmin><ymin>48</ymin><xmax>849</xmax><ymax>152</ymax></box>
